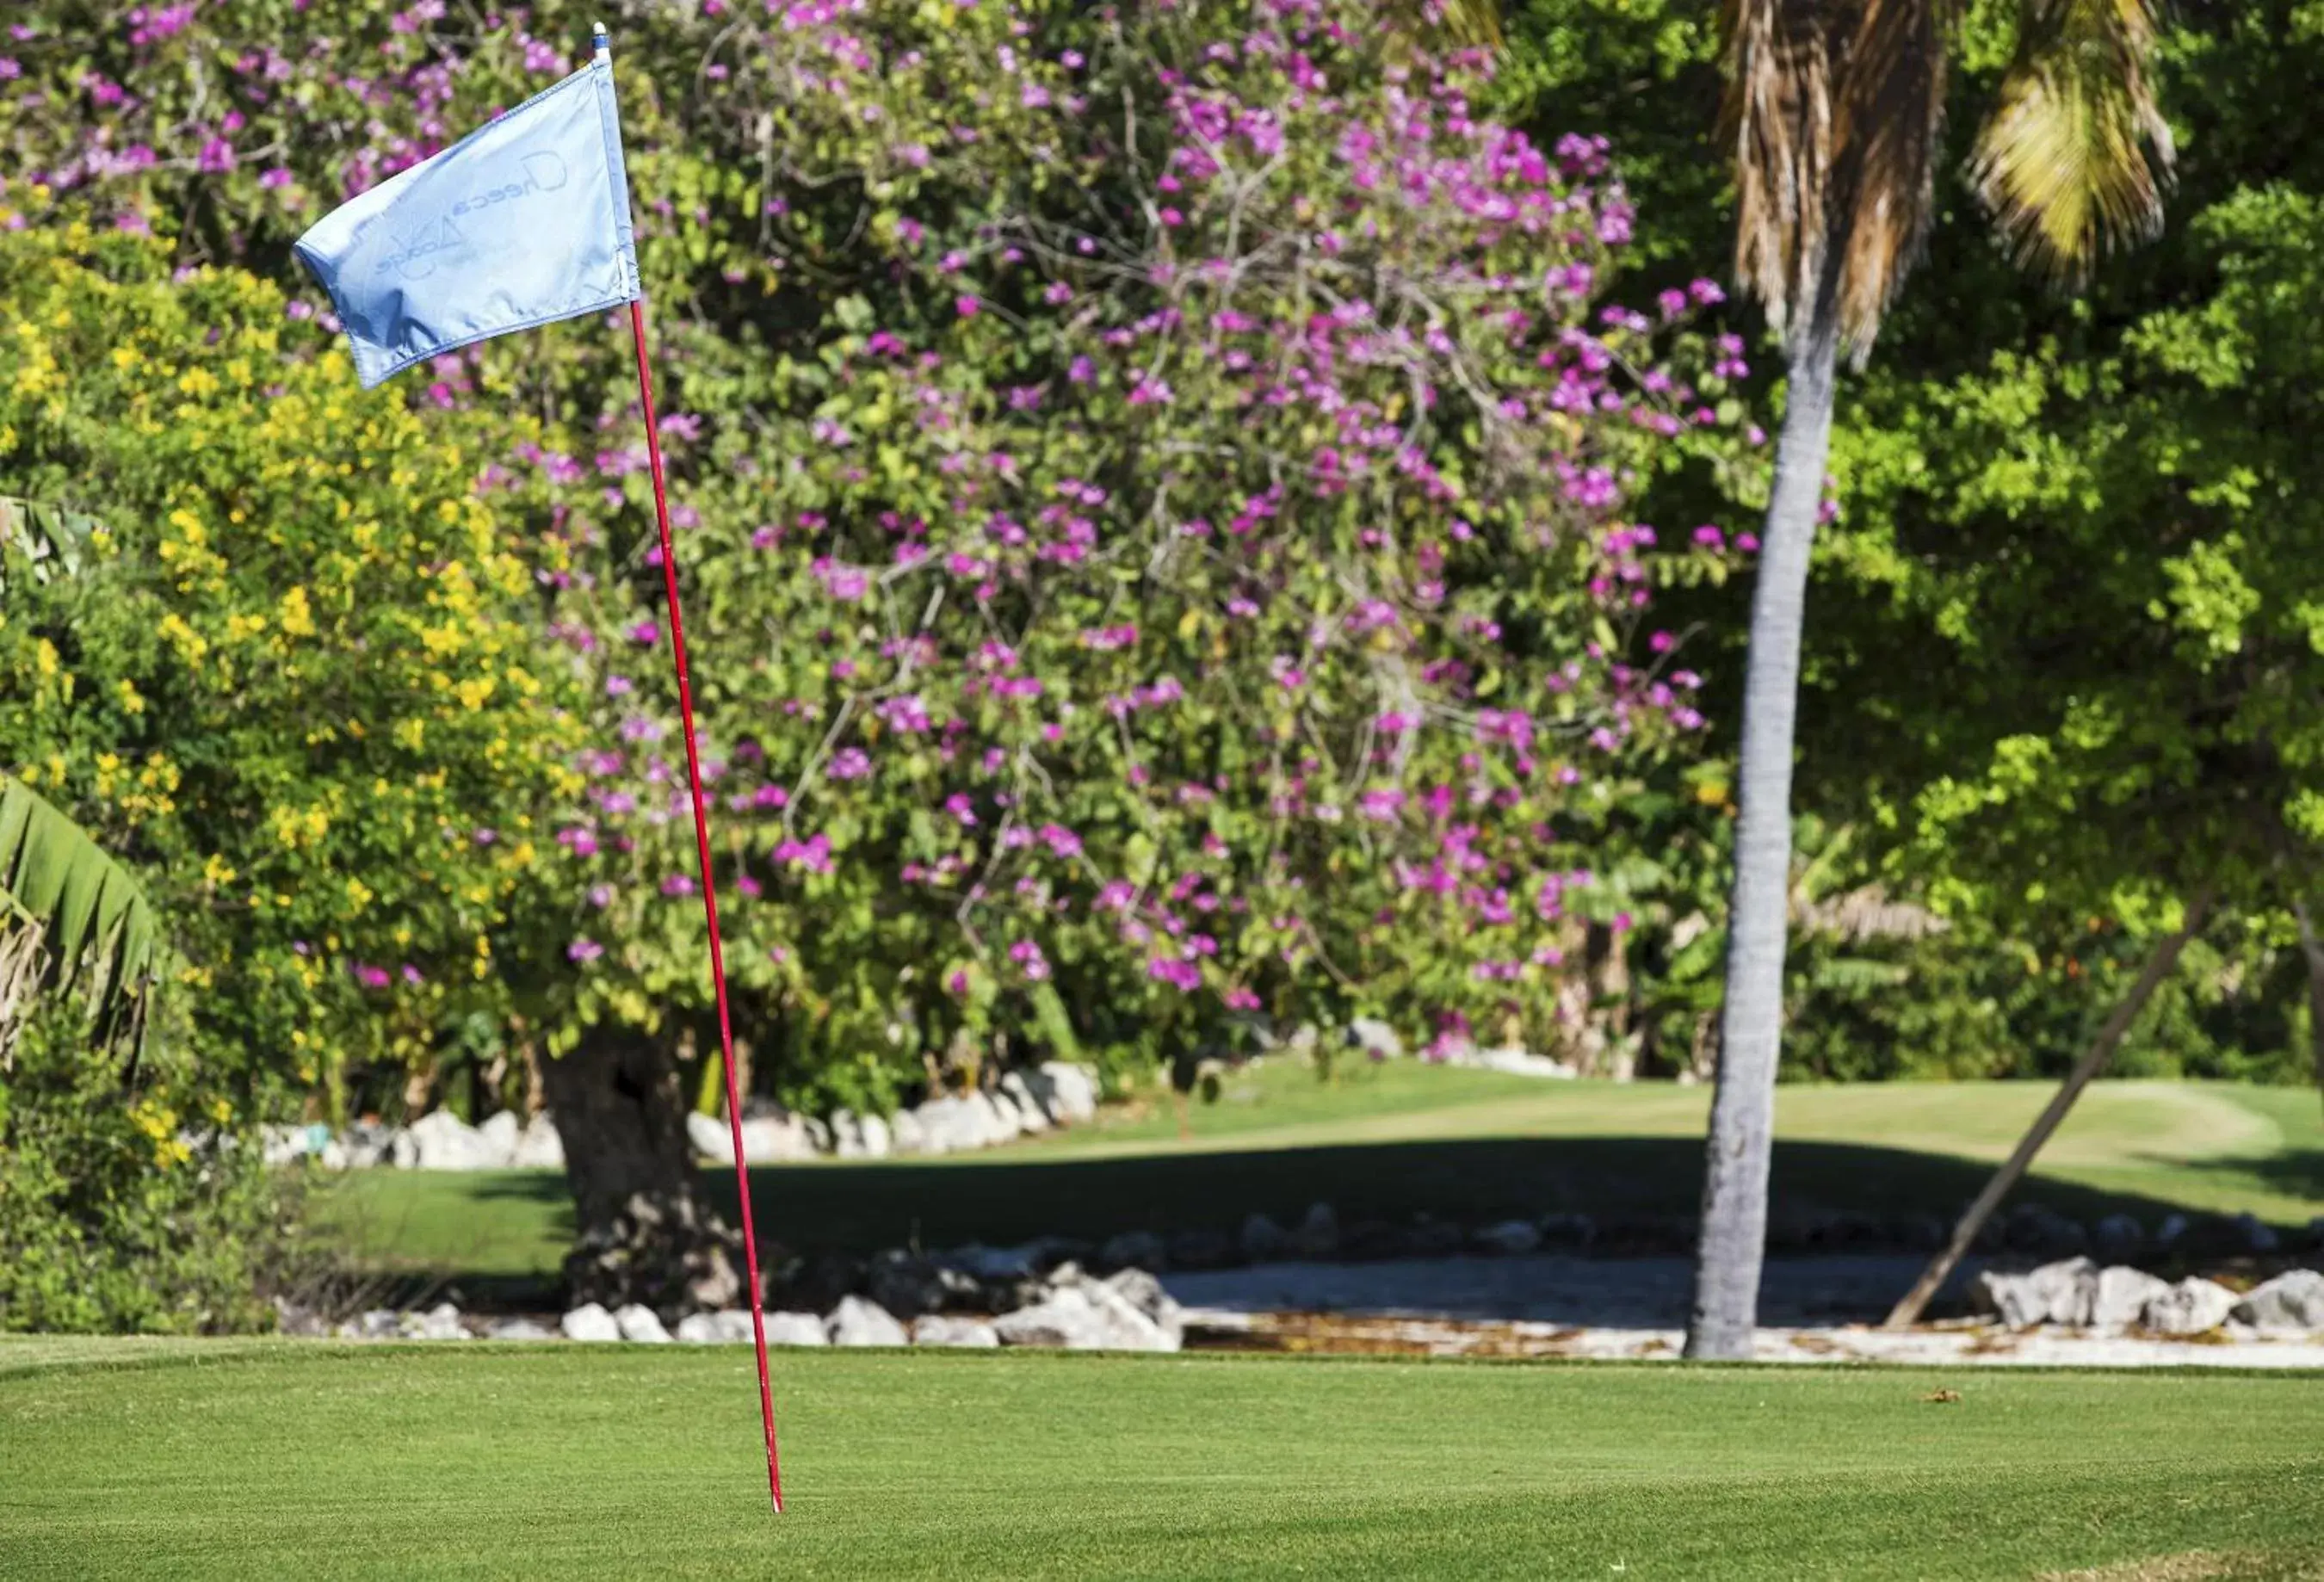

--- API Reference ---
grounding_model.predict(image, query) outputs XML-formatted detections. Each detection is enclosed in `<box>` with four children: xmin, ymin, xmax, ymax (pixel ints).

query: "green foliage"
<box><xmin>0</xmin><ymin>223</ymin><xmax>581</xmax><ymax>1116</ymax></box>
<box><xmin>0</xmin><ymin>1004</ymin><xmax>284</xmax><ymax>1334</ymax></box>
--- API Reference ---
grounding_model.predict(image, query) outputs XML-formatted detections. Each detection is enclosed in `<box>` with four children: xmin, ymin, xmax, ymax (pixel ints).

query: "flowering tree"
<box><xmin>3</xmin><ymin>0</ymin><xmax>1751</xmax><ymax>1305</ymax></box>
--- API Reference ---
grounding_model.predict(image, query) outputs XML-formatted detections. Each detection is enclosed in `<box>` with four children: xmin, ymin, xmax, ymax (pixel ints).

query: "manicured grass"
<box><xmin>2</xmin><ymin>1341</ymin><xmax>2321</xmax><ymax>1579</ymax></box>
<box><xmin>309</xmin><ymin>1072</ymin><xmax>2324</xmax><ymax>1282</ymax></box>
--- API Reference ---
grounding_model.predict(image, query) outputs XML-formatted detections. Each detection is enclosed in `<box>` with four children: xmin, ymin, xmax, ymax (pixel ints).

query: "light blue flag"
<box><xmin>294</xmin><ymin>47</ymin><xmax>636</xmax><ymax>388</ymax></box>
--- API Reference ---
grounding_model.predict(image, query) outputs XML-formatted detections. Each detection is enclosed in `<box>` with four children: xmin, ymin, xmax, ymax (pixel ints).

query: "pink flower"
<box><xmin>661</xmin><ymin>873</ymin><xmax>698</xmax><ymax>897</ymax></box>
<box><xmin>567</xmin><ymin>938</ymin><xmax>604</xmax><ymax>963</ymax></box>
<box><xmin>955</xmin><ymin>294</ymin><xmax>980</xmax><ymax>318</ymax></box>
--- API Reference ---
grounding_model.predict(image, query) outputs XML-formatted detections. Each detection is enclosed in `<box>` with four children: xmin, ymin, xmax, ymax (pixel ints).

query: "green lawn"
<box><xmin>310</xmin><ymin>1071</ymin><xmax>2324</xmax><ymax>1285</ymax></box>
<box><xmin>3</xmin><ymin>1341</ymin><xmax>2321</xmax><ymax>1579</ymax></box>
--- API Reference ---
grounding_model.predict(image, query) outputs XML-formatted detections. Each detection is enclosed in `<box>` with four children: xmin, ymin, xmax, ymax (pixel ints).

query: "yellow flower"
<box><xmin>279</xmin><ymin>585</ymin><xmax>317</xmax><ymax>638</ymax></box>
<box><xmin>202</xmin><ymin>853</ymin><xmax>238</xmax><ymax>887</ymax></box>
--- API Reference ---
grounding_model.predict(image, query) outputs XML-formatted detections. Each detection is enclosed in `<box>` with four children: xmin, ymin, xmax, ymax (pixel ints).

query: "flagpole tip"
<box><xmin>591</xmin><ymin>21</ymin><xmax>609</xmax><ymax>56</ymax></box>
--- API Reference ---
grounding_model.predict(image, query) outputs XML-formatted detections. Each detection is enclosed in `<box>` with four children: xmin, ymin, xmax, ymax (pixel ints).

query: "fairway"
<box><xmin>311</xmin><ymin>1072</ymin><xmax>2324</xmax><ymax>1282</ymax></box>
<box><xmin>3</xmin><ymin>1342</ymin><xmax>2321</xmax><ymax>1579</ymax></box>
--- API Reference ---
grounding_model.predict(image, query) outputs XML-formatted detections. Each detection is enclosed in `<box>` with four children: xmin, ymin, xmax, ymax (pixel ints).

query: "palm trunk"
<box><xmin>541</xmin><ymin>1021</ymin><xmax>742</xmax><ymax>1315</ymax></box>
<box><xmin>1684</xmin><ymin>324</ymin><xmax>1839</xmax><ymax>1360</ymax></box>
<box><xmin>1884</xmin><ymin>889</ymin><xmax>2210</xmax><ymax>1327</ymax></box>
<box><xmin>2294</xmin><ymin>900</ymin><xmax>2324</xmax><ymax>1122</ymax></box>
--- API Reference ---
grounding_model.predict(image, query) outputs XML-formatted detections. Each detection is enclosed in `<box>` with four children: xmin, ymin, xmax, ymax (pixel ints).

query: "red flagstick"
<box><xmin>628</xmin><ymin>294</ymin><xmax>785</xmax><ymax>1515</ymax></box>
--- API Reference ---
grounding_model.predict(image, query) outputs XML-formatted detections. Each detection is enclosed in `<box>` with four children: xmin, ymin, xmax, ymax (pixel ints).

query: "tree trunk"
<box><xmin>541</xmin><ymin>1021</ymin><xmax>742</xmax><ymax>1315</ymax></box>
<box><xmin>2295</xmin><ymin>900</ymin><xmax>2324</xmax><ymax>1122</ymax></box>
<box><xmin>1684</xmin><ymin>325</ymin><xmax>1839</xmax><ymax>1360</ymax></box>
<box><xmin>1883</xmin><ymin>888</ymin><xmax>2211</xmax><ymax>1328</ymax></box>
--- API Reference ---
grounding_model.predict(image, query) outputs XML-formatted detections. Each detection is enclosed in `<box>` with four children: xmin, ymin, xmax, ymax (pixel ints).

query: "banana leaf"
<box><xmin>0</xmin><ymin>774</ymin><xmax>160</xmax><ymax>1054</ymax></box>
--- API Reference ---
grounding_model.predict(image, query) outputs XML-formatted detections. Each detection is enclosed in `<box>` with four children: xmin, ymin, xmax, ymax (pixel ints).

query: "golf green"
<box><xmin>3</xmin><ymin>1341</ymin><xmax>2320</xmax><ymax>1579</ymax></box>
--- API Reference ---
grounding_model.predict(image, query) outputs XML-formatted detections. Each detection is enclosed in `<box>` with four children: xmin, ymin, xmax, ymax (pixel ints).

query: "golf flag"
<box><xmin>293</xmin><ymin>25</ymin><xmax>785</xmax><ymax>1516</ymax></box>
<box><xmin>293</xmin><ymin>52</ymin><xmax>637</xmax><ymax>387</ymax></box>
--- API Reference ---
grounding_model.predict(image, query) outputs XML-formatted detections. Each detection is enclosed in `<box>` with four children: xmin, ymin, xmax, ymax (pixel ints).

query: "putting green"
<box><xmin>3</xmin><ymin>1341</ymin><xmax>2321</xmax><ymax>1579</ymax></box>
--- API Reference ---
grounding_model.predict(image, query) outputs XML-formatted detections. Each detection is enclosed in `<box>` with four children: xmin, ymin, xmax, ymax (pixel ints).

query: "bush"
<box><xmin>0</xmin><ymin>1007</ymin><xmax>285</xmax><ymax>1334</ymax></box>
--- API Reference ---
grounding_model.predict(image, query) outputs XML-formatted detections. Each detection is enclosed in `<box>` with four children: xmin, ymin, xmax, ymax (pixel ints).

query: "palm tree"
<box><xmin>1688</xmin><ymin>0</ymin><xmax>2175</xmax><ymax>1358</ymax></box>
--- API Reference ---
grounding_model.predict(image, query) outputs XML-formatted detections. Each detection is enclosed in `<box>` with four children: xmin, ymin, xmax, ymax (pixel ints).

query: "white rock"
<box><xmin>387</xmin><ymin>1128</ymin><xmax>419</xmax><ymax>1169</ymax></box>
<box><xmin>487</xmin><ymin>1318</ymin><xmax>558</xmax><ymax>1340</ymax></box>
<box><xmin>1102</xmin><ymin>1267</ymin><xmax>1184</xmax><ymax>1348</ymax></box>
<box><xmin>1456</xmin><ymin>1047</ymin><xmax>1579</xmax><ymax>1079</ymax></box>
<box><xmin>511</xmin><ymin>1115</ymin><xmax>565</xmax><ymax>1169</ymax></box>
<box><xmin>803</xmin><ymin>1115</ymin><xmax>832</xmax><ymax>1153</ymax></box>
<box><xmin>969</xmin><ymin>1090</ymin><xmax>1017</xmax><ymax>1145</ymax></box>
<box><xmin>405</xmin><ymin>1109</ymin><xmax>498</xmax><ymax>1171</ymax></box>
<box><xmin>1348</xmin><ymin>1017</ymin><xmax>1405</xmax><ymax>1060</ymax></box>
<box><xmin>615</xmin><ymin>1303</ymin><xmax>673</xmax><ymax>1344</ymax></box>
<box><xmin>889</xmin><ymin>1108</ymin><xmax>928</xmax><ymax>1155</ymax></box>
<box><xmin>474</xmin><ymin>1109</ymin><xmax>522</xmax><ymax>1168</ymax></box>
<box><xmin>1474</xmin><ymin>1220</ymin><xmax>1544</xmax><ymax>1256</ymax></box>
<box><xmin>912</xmin><ymin>1315</ymin><xmax>1001</xmax><ymax>1348</ymax></box>
<box><xmin>560</xmin><ymin>1302</ymin><xmax>622</xmax><ymax>1342</ymax></box>
<box><xmin>857</xmin><ymin>1111</ymin><xmax>893</xmax><ymax>1159</ymax></box>
<box><xmin>318</xmin><ymin>1138</ymin><xmax>352</xmax><ymax>1171</ymax></box>
<box><xmin>1972</xmin><ymin>1258</ymin><xmax>2096</xmax><ymax>1329</ymax></box>
<box><xmin>358</xmin><ymin>1308</ymin><xmax>402</xmax><ymax>1339</ymax></box>
<box><xmin>2090</xmin><ymin>1266</ymin><xmax>2172</xmax><ymax>1330</ymax></box>
<box><xmin>992</xmin><ymin>1288</ymin><xmax>1109</xmax><ymax>1350</ymax></box>
<box><xmin>2233</xmin><ymin>1270</ymin><xmax>2324</xmax><ymax>1332</ymax></box>
<box><xmin>994</xmin><ymin>1282</ymin><xmax>1178</xmax><ymax>1352</ymax></box>
<box><xmin>1035</xmin><ymin>1061</ymin><xmax>1100</xmax><ymax>1124</ymax></box>
<box><xmin>678</xmin><ymin>1310</ymin><xmax>793</xmax><ymax>1344</ymax></box>
<box><xmin>2143</xmin><ymin>1277</ymin><xmax>2236</xmax><ymax>1337</ymax></box>
<box><xmin>913</xmin><ymin>1096</ymin><xmax>992</xmax><ymax>1154</ymax></box>
<box><xmin>766</xmin><ymin>1311</ymin><xmax>831</xmax><ymax>1347</ymax></box>
<box><xmin>827</xmin><ymin>1295</ymin><xmax>909</xmax><ymax>1346</ymax></box>
<box><xmin>998</xmin><ymin>1072</ymin><xmax>1051</xmax><ymax>1133</ymax></box>
<box><xmin>689</xmin><ymin>1108</ymin><xmax>819</xmax><ymax>1164</ymax></box>
<box><xmin>687</xmin><ymin>1110</ymin><xmax>737</xmax><ymax>1164</ymax></box>
<box><xmin>417</xmin><ymin>1301</ymin><xmax>468</xmax><ymax>1340</ymax></box>
<box><xmin>259</xmin><ymin>1123</ymin><xmax>311</xmax><ymax>1165</ymax></box>
<box><xmin>831</xmin><ymin>1109</ymin><xmax>868</xmax><ymax>1159</ymax></box>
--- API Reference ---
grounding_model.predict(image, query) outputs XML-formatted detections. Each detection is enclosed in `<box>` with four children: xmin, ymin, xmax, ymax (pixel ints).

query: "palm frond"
<box><xmin>1726</xmin><ymin>0</ymin><xmax>1957</xmax><ymax>362</ymax></box>
<box><xmin>1970</xmin><ymin>0</ymin><xmax>2173</xmax><ymax>281</ymax></box>
<box><xmin>1726</xmin><ymin>0</ymin><xmax>1836</xmax><ymax>346</ymax></box>
<box><xmin>0</xmin><ymin>774</ymin><xmax>160</xmax><ymax>1058</ymax></box>
<box><xmin>1830</xmin><ymin>0</ymin><xmax>1954</xmax><ymax>357</ymax></box>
